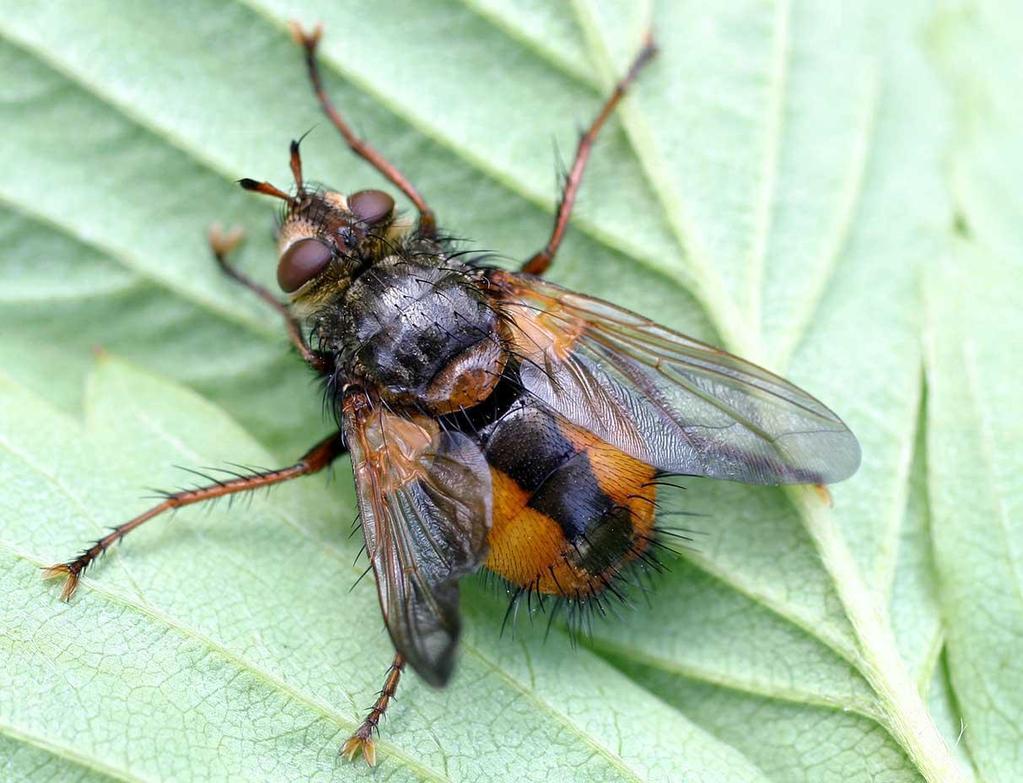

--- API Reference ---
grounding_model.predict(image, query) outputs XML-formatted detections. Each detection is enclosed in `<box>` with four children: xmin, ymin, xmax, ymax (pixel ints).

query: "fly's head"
<box><xmin>239</xmin><ymin>142</ymin><xmax>411</xmax><ymax>317</ymax></box>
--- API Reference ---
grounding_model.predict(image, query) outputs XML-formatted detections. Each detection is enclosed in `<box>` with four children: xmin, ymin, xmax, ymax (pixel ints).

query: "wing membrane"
<box><xmin>493</xmin><ymin>271</ymin><xmax>860</xmax><ymax>485</ymax></box>
<box><xmin>344</xmin><ymin>395</ymin><xmax>491</xmax><ymax>686</ymax></box>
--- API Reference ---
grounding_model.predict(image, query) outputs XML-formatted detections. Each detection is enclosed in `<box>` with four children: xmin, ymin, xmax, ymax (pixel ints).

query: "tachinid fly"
<box><xmin>45</xmin><ymin>22</ymin><xmax>860</xmax><ymax>766</ymax></box>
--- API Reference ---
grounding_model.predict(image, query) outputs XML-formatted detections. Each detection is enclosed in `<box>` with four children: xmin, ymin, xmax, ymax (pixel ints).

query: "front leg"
<box><xmin>289</xmin><ymin>22</ymin><xmax>437</xmax><ymax>238</ymax></box>
<box><xmin>208</xmin><ymin>224</ymin><xmax>331</xmax><ymax>374</ymax></box>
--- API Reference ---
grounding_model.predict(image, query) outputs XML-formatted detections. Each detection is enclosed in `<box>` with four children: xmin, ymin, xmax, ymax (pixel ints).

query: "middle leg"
<box><xmin>44</xmin><ymin>432</ymin><xmax>347</xmax><ymax>601</ymax></box>
<box><xmin>521</xmin><ymin>35</ymin><xmax>658</xmax><ymax>276</ymax></box>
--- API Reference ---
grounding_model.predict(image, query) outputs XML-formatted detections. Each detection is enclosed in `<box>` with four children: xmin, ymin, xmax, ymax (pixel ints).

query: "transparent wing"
<box><xmin>492</xmin><ymin>270</ymin><xmax>861</xmax><ymax>485</ymax></box>
<box><xmin>343</xmin><ymin>394</ymin><xmax>492</xmax><ymax>686</ymax></box>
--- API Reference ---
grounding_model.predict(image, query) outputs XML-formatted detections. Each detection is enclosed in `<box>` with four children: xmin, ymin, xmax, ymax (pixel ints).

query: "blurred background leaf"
<box><xmin>0</xmin><ymin>1</ymin><xmax>1018</xmax><ymax>781</ymax></box>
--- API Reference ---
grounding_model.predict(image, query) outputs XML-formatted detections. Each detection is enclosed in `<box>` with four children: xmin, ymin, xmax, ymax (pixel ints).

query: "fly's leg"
<box><xmin>341</xmin><ymin>653</ymin><xmax>406</xmax><ymax>766</ymax></box>
<box><xmin>290</xmin><ymin>22</ymin><xmax>437</xmax><ymax>238</ymax></box>
<box><xmin>208</xmin><ymin>225</ymin><xmax>331</xmax><ymax>373</ymax></box>
<box><xmin>521</xmin><ymin>34</ymin><xmax>658</xmax><ymax>276</ymax></box>
<box><xmin>44</xmin><ymin>433</ymin><xmax>347</xmax><ymax>601</ymax></box>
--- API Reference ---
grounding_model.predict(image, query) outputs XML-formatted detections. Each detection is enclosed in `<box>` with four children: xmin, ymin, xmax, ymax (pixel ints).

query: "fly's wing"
<box><xmin>343</xmin><ymin>394</ymin><xmax>492</xmax><ymax>686</ymax></box>
<box><xmin>491</xmin><ymin>270</ymin><xmax>861</xmax><ymax>485</ymax></box>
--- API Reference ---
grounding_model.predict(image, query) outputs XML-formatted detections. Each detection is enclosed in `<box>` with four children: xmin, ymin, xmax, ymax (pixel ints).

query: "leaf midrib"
<box><xmin>770</xmin><ymin>67</ymin><xmax>880</xmax><ymax>371</ymax></box>
<box><xmin>573</xmin><ymin>5</ymin><xmax>968</xmax><ymax>781</ymax></box>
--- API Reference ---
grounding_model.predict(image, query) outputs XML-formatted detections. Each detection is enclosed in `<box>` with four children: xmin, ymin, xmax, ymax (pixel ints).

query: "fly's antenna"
<box><xmin>238</xmin><ymin>177</ymin><xmax>294</xmax><ymax>204</ymax></box>
<box><xmin>290</xmin><ymin>129</ymin><xmax>315</xmax><ymax>193</ymax></box>
<box><xmin>289</xmin><ymin>140</ymin><xmax>304</xmax><ymax>193</ymax></box>
<box><xmin>238</xmin><ymin>137</ymin><xmax>312</xmax><ymax>205</ymax></box>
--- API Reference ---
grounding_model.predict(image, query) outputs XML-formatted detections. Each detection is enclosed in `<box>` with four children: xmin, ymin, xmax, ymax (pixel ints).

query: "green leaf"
<box><xmin>0</xmin><ymin>0</ymin><xmax>1013</xmax><ymax>780</ymax></box>
<box><xmin>925</xmin><ymin>2</ymin><xmax>1023</xmax><ymax>780</ymax></box>
<box><xmin>2</xmin><ymin>358</ymin><xmax>764</xmax><ymax>782</ymax></box>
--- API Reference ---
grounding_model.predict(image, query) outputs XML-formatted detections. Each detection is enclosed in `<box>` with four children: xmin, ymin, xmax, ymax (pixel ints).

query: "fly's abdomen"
<box><xmin>482</xmin><ymin>404</ymin><xmax>656</xmax><ymax>598</ymax></box>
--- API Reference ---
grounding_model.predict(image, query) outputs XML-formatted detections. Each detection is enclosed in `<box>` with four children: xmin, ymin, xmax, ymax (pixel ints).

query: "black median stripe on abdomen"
<box><xmin>527</xmin><ymin>451</ymin><xmax>611</xmax><ymax>540</ymax></box>
<box><xmin>484</xmin><ymin>405</ymin><xmax>579</xmax><ymax>492</ymax></box>
<box><xmin>485</xmin><ymin>401</ymin><xmax>638</xmax><ymax>568</ymax></box>
<box><xmin>478</xmin><ymin>394</ymin><xmax>640</xmax><ymax>575</ymax></box>
<box><xmin>527</xmin><ymin>451</ymin><xmax>636</xmax><ymax>575</ymax></box>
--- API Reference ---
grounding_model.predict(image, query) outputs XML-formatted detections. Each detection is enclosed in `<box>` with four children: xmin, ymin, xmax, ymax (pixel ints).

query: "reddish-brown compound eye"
<box><xmin>277</xmin><ymin>238</ymin><xmax>332</xmax><ymax>293</ymax></box>
<box><xmin>348</xmin><ymin>189</ymin><xmax>395</xmax><ymax>225</ymax></box>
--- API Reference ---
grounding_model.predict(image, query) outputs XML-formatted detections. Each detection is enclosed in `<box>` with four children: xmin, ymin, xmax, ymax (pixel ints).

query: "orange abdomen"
<box><xmin>482</xmin><ymin>405</ymin><xmax>656</xmax><ymax>599</ymax></box>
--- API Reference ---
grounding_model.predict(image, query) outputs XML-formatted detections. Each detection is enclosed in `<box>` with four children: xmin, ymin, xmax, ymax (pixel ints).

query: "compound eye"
<box><xmin>348</xmin><ymin>189</ymin><xmax>395</xmax><ymax>225</ymax></box>
<box><xmin>277</xmin><ymin>238</ymin><xmax>332</xmax><ymax>293</ymax></box>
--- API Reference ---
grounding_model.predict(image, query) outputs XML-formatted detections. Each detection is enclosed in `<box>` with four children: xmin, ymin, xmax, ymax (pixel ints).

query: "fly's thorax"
<box><xmin>327</xmin><ymin>258</ymin><xmax>508</xmax><ymax>414</ymax></box>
